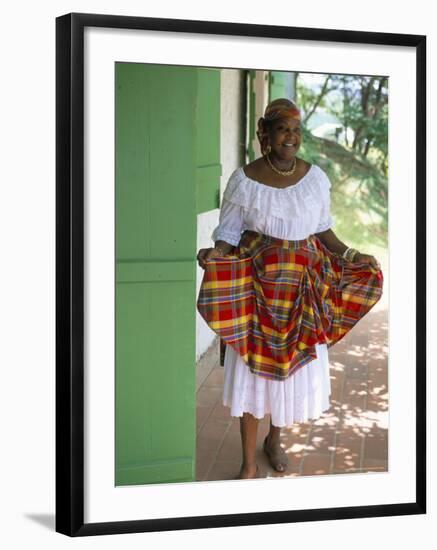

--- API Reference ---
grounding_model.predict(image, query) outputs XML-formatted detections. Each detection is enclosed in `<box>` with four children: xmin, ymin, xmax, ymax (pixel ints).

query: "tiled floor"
<box><xmin>196</xmin><ymin>300</ymin><xmax>388</xmax><ymax>482</ymax></box>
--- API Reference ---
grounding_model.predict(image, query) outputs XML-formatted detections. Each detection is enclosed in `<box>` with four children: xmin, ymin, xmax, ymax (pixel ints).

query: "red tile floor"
<box><xmin>196</xmin><ymin>295</ymin><xmax>388</xmax><ymax>482</ymax></box>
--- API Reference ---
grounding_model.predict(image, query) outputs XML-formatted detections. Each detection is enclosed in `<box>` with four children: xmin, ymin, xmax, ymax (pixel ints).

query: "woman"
<box><xmin>196</xmin><ymin>98</ymin><xmax>383</xmax><ymax>480</ymax></box>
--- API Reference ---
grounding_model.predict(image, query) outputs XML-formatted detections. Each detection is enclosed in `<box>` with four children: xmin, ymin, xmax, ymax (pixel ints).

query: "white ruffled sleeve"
<box><xmin>315</xmin><ymin>170</ymin><xmax>335</xmax><ymax>233</ymax></box>
<box><xmin>211</xmin><ymin>170</ymin><xmax>245</xmax><ymax>247</ymax></box>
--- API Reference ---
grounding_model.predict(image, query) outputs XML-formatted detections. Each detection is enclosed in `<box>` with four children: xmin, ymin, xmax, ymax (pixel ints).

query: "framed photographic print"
<box><xmin>56</xmin><ymin>12</ymin><xmax>426</xmax><ymax>536</ymax></box>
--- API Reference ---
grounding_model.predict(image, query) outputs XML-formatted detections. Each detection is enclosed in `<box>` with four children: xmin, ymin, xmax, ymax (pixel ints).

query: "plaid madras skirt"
<box><xmin>197</xmin><ymin>230</ymin><xmax>384</xmax><ymax>381</ymax></box>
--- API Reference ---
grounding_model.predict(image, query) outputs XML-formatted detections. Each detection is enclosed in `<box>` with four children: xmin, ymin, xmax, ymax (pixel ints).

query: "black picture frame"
<box><xmin>56</xmin><ymin>12</ymin><xmax>426</xmax><ymax>537</ymax></box>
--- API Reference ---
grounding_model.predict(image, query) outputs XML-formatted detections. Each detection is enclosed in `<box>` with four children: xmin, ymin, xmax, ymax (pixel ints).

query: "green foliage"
<box><xmin>296</xmin><ymin>74</ymin><xmax>388</xmax><ymax>249</ymax></box>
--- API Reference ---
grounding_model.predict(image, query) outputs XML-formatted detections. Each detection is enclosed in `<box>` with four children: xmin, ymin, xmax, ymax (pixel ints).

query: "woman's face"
<box><xmin>267</xmin><ymin>116</ymin><xmax>302</xmax><ymax>160</ymax></box>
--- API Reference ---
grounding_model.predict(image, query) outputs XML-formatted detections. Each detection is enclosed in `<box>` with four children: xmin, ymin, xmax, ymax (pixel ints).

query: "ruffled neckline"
<box><xmin>238</xmin><ymin>164</ymin><xmax>316</xmax><ymax>191</ymax></box>
<box><xmin>223</xmin><ymin>164</ymin><xmax>325</xmax><ymax>218</ymax></box>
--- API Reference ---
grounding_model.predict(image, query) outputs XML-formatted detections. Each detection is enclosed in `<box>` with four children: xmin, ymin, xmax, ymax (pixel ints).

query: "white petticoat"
<box><xmin>223</xmin><ymin>343</ymin><xmax>332</xmax><ymax>427</ymax></box>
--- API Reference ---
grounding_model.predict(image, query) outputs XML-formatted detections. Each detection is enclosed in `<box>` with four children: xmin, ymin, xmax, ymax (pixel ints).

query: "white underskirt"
<box><xmin>222</xmin><ymin>343</ymin><xmax>332</xmax><ymax>427</ymax></box>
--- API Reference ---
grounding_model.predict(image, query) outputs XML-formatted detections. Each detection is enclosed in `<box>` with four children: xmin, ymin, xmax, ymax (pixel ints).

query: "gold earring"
<box><xmin>264</xmin><ymin>144</ymin><xmax>271</xmax><ymax>155</ymax></box>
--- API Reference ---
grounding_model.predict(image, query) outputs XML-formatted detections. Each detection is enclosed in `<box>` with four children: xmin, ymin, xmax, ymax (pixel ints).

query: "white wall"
<box><xmin>196</xmin><ymin>68</ymin><xmax>246</xmax><ymax>360</ymax></box>
<box><xmin>0</xmin><ymin>1</ymin><xmax>434</xmax><ymax>549</ymax></box>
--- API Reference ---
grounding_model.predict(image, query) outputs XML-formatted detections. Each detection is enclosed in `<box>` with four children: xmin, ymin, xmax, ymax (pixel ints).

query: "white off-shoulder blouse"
<box><xmin>212</xmin><ymin>164</ymin><xmax>334</xmax><ymax>246</ymax></box>
<box><xmin>210</xmin><ymin>164</ymin><xmax>335</xmax><ymax>427</ymax></box>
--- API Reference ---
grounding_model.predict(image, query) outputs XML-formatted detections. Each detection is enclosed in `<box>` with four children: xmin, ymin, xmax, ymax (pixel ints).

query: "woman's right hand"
<box><xmin>197</xmin><ymin>247</ymin><xmax>223</xmax><ymax>270</ymax></box>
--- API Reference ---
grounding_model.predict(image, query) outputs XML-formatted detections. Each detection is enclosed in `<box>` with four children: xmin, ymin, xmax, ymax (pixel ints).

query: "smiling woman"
<box><xmin>248</xmin><ymin>99</ymin><xmax>309</xmax><ymax>188</ymax></box>
<box><xmin>196</xmin><ymin>97</ymin><xmax>383</xmax><ymax>480</ymax></box>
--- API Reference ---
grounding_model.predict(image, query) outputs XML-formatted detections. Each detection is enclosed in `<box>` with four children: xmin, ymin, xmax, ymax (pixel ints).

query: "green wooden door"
<box><xmin>115</xmin><ymin>63</ymin><xmax>200</xmax><ymax>485</ymax></box>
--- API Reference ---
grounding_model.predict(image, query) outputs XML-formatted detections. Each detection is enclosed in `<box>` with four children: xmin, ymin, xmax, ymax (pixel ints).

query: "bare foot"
<box><xmin>263</xmin><ymin>435</ymin><xmax>288</xmax><ymax>473</ymax></box>
<box><xmin>235</xmin><ymin>464</ymin><xmax>259</xmax><ymax>479</ymax></box>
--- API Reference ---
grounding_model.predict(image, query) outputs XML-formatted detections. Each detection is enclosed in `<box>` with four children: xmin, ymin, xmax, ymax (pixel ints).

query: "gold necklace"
<box><xmin>265</xmin><ymin>153</ymin><xmax>297</xmax><ymax>176</ymax></box>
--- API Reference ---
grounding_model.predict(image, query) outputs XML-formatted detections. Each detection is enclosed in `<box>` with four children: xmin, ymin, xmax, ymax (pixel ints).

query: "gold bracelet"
<box><xmin>343</xmin><ymin>247</ymin><xmax>359</xmax><ymax>262</ymax></box>
<box><xmin>214</xmin><ymin>246</ymin><xmax>226</xmax><ymax>257</ymax></box>
<box><xmin>342</xmin><ymin>248</ymin><xmax>351</xmax><ymax>260</ymax></box>
<box><xmin>350</xmin><ymin>249</ymin><xmax>360</xmax><ymax>262</ymax></box>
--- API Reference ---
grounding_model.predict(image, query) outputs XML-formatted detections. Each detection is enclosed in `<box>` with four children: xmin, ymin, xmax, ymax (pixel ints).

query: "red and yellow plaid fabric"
<box><xmin>197</xmin><ymin>230</ymin><xmax>384</xmax><ymax>381</ymax></box>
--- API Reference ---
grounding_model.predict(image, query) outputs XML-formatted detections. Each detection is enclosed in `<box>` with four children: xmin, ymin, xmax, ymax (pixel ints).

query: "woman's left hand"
<box><xmin>354</xmin><ymin>253</ymin><xmax>381</xmax><ymax>270</ymax></box>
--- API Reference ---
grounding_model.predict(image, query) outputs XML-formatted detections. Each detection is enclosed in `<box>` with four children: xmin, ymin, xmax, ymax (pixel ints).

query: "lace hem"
<box><xmin>222</xmin><ymin>343</ymin><xmax>332</xmax><ymax>427</ymax></box>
